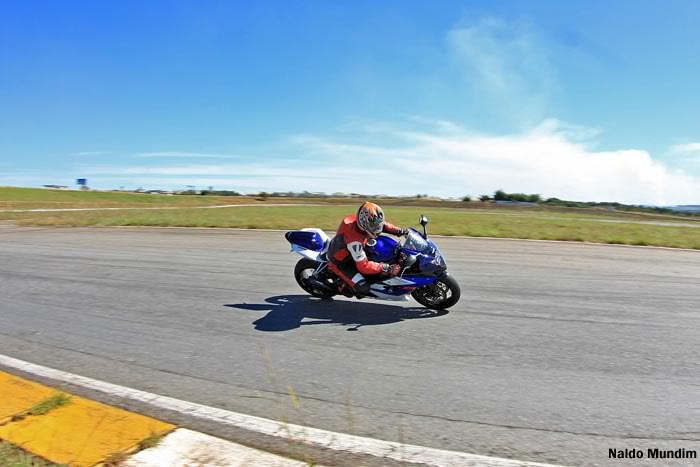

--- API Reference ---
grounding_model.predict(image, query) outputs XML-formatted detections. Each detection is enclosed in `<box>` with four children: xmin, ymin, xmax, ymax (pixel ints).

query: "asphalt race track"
<box><xmin>1</xmin><ymin>225</ymin><xmax>699</xmax><ymax>466</ymax></box>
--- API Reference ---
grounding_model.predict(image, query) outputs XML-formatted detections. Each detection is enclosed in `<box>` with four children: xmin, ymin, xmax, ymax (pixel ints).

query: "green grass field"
<box><xmin>0</xmin><ymin>440</ymin><xmax>60</xmax><ymax>467</ymax></box>
<box><xmin>2</xmin><ymin>187</ymin><xmax>700</xmax><ymax>249</ymax></box>
<box><xmin>0</xmin><ymin>186</ymin><xmax>258</xmax><ymax>209</ymax></box>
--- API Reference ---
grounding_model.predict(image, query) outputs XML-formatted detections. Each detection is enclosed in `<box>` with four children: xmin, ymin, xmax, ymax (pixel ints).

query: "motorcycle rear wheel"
<box><xmin>411</xmin><ymin>275</ymin><xmax>461</xmax><ymax>310</ymax></box>
<box><xmin>294</xmin><ymin>258</ymin><xmax>337</xmax><ymax>299</ymax></box>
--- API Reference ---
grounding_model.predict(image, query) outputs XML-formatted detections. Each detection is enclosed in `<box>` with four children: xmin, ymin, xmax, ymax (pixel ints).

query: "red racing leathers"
<box><xmin>327</xmin><ymin>214</ymin><xmax>403</xmax><ymax>289</ymax></box>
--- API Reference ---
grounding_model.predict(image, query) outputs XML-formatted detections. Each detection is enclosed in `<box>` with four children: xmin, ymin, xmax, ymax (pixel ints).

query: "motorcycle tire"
<box><xmin>411</xmin><ymin>274</ymin><xmax>461</xmax><ymax>310</ymax></box>
<box><xmin>294</xmin><ymin>258</ymin><xmax>337</xmax><ymax>299</ymax></box>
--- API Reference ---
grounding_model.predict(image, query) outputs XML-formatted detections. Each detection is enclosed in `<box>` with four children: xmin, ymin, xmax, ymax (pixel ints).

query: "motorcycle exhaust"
<box><xmin>308</xmin><ymin>277</ymin><xmax>335</xmax><ymax>293</ymax></box>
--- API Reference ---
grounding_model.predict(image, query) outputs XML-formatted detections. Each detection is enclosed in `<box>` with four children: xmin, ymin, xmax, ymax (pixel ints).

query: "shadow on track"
<box><xmin>224</xmin><ymin>295</ymin><xmax>448</xmax><ymax>332</ymax></box>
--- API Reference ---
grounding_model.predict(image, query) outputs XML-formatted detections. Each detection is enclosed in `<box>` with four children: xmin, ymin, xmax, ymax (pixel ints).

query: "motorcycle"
<box><xmin>284</xmin><ymin>215</ymin><xmax>461</xmax><ymax>310</ymax></box>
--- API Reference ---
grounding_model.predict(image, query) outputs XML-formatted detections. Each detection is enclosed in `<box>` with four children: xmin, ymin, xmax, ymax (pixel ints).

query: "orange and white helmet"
<box><xmin>357</xmin><ymin>201</ymin><xmax>385</xmax><ymax>238</ymax></box>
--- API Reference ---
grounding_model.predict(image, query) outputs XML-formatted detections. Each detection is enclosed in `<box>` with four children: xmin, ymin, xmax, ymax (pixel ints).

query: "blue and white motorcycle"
<box><xmin>285</xmin><ymin>215</ymin><xmax>461</xmax><ymax>310</ymax></box>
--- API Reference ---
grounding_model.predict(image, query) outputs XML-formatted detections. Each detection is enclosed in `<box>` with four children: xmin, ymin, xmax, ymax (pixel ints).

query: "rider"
<box><xmin>327</xmin><ymin>201</ymin><xmax>408</xmax><ymax>296</ymax></box>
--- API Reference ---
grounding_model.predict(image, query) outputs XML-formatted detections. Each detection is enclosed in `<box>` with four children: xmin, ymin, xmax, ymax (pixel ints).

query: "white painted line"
<box><xmin>0</xmin><ymin>354</ymin><xmax>564</xmax><ymax>467</ymax></box>
<box><xmin>124</xmin><ymin>428</ymin><xmax>319</xmax><ymax>467</ymax></box>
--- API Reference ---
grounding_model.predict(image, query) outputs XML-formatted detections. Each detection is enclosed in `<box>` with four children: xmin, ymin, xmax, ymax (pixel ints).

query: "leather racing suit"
<box><xmin>327</xmin><ymin>214</ymin><xmax>404</xmax><ymax>294</ymax></box>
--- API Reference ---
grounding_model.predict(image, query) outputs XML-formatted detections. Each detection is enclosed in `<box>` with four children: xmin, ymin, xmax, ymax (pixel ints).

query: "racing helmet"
<box><xmin>357</xmin><ymin>201</ymin><xmax>385</xmax><ymax>237</ymax></box>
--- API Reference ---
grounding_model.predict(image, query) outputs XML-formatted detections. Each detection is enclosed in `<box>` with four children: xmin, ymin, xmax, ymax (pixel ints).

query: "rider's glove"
<box><xmin>397</xmin><ymin>228</ymin><xmax>409</xmax><ymax>237</ymax></box>
<box><xmin>382</xmin><ymin>263</ymin><xmax>402</xmax><ymax>276</ymax></box>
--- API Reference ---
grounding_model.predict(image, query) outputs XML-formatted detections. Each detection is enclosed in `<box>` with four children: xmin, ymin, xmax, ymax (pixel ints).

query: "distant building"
<box><xmin>42</xmin><ymin>185</ymin><xmax>69</xmax><ymax>190</ymax></box>
<box><xmin>145</xmin><ymin>190</ymin><xmax>174</xmax><ymax>195</ymax></box>
<box><xmin>667</xmin><ymin>205</ymin><xmax>700</xmax><ymax>213</ymax></box>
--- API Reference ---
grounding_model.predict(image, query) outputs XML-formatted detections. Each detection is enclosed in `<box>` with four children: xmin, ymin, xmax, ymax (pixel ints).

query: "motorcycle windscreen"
<box><xmin>404</xmin><ymin>229</ymin><xmax>434</xmax><ymax>254</ymax></box>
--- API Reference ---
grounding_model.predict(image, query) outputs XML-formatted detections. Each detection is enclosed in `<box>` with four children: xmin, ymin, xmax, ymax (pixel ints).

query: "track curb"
<box><xmin>0</xmin><ymin>370</ymin><xmax>175</xmax><ymax>466</ymax></box>
<box><xmin>0</xmin><ymin>354</ymin><xmax>564</xmax><ymax>467</ymax></box>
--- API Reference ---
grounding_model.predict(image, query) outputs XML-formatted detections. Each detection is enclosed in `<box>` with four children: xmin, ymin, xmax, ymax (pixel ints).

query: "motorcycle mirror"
<box><xmin>419</xmin><ymin>215</ymin><xmax>429</xmax><ymax>238</ymax></box>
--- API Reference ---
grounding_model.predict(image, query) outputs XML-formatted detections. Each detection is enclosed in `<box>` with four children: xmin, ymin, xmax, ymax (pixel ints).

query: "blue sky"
<box><xmin>1</xmin><ymin>0</ymin><xmax>700</xmax><ymax>204</ymax></box>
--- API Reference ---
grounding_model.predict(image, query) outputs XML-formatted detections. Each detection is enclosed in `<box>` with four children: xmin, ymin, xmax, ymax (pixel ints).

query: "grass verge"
<box><xmin>0</xmin><ymin>186</ymin><xmax>266</xmax><ymax>210</ymax></box>
<box><xmin>0</xmin><ymin>441</ymin><xmax>62</xmax><ymax>467</ymax></box>
<box><xmin>2</xmin><ymin>186</ymin><xmax>700</xmax><ymax>249</ymax></box>
<box><xmin>26</xmin><ymin>394</ymin><xmax>71</xmax><ymax>417</ymax></box>
<box><xmin>2</xmin><ymin>204</ymin><xmax>699</xmax><ymax>249</ymax></box>
<box><xmin>10</xmin><ymin>394</ymin><xmax>72</xmax><ymax>422</ymax></box>
<box><xmin>137</xmin><ymin>433</ymin><xmax>163</xmax><ymax>450</ymax></box>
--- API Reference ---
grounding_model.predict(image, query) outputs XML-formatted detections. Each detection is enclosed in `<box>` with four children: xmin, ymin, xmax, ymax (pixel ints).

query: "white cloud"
<box><xmin>83</xmin><ymin>161</ymin><xmax>380</xmax><ymax>179</ymax></box>
<box><xmin>670</xmin><ymin>143</ymin><xmax>700</xmax><ymax>154</ymax></box>
<box><xmin>666</xmin><ymin>142</ymin><xmax>700</xmax><ymax>173</ymax></box>
<box><xmin>135</xmin><ymin>152</ymin><xmax>242</xmax><ymax>159</ymax></box>
<box><xmin>289</xmin><ymin>118</ymin><xmax>700</xmax><ymax>205</ymax></box>
<box><xmin>77</xmin><ymin>119</ymin><xmax>700</xmax><ymax>205</ymax></box>
<box><xmin>447</xmin><ymin>18</ymin><xmax>558</xmax><ymax>126</ymax></box>
<box><xmin>79</xmin><ymin>162</ymin><xmax>393</xmax><ymax>194</ymax></box>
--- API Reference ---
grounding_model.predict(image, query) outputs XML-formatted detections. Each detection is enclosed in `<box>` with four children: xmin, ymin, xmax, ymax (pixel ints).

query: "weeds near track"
<box><xmin>0</xmin><ymin>441</ymin><xmax>62</xmax><ymax>467</ymax></box>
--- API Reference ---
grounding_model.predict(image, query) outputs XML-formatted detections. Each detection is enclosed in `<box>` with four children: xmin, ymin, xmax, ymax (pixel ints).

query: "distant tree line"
<box><xmin>196</xmin><ymin>190</ymin><xmax>241</xmax><ymax>196</ymax></box>
<box><xmin>181</xmin><ymin>187</ymin><xmax>695</xmax><ymax>217</ymax></box>
<box><xmin>468</xmin><ymin>190</ymin><xmax>541</xmax><ymax>203</ymax></box>
<box><xmin>465</xmin><ymin>189</ymin><xmax>696</xmax><ymax>216</ymax></box>
<box><xmin>542</xmin><ymin>197</ymin><xmax>685</xmax><ymax>215</ymax></box>
<box><xmin>494</xmin><ymin>189</ymin><xmax>541</xmax><ymax>203</ymax></box>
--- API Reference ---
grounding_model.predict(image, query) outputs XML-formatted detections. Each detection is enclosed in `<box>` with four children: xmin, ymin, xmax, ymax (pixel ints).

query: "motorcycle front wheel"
<box><xmin>411</xmin><ymin>274</ymin><xmax>461</xmax><ymax>310</ymax></box>
<box><xmin>294</xmin><ymin>258</ymin><xmax>337</xmax><ymax>299</ymax></box>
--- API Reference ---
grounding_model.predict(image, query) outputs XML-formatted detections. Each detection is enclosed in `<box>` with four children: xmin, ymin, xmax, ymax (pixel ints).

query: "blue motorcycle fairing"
<box><xmin>371</xmin><ymin>274</ymin><xmax>438</xmax><ymax>296</ymax></box>
<box><xmin>367</xmin><ymin>234</ymin><xmax>446</xmax><ymax>278</ymax></box>
<box><xmin>285</xmin><ymin>230</ymin><xmax>326</xmax><ymax>251</ymax></box>
<box><xmin>401</xmin><ymin>275</ymin><xmax>438</xmax><ymax>286</ymax></box>
<box><xmin>398</xmin><ymin>249</ymin><xmax>444</xmax><ymax>274</ymax></box>
<box><xmin>366</xmin><ymin>235</ymin><xmax>399</xmax><ymax>262</ymax></box>
<box><xmin>417</xmin><ymin>253</ymin><xmax>443</xmax><ymax>274</ymax></box>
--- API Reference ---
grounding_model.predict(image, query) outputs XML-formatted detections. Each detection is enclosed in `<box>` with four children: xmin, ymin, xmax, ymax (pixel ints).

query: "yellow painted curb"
<box><xmin>0</xmin><ymin>371</ymin><xmax>57</xmax><ymax>423</ymax></box>
<box><xmin>0</xmin><ymin>372</ymin><xmax>175</xmax><ymax>467</ymax></box>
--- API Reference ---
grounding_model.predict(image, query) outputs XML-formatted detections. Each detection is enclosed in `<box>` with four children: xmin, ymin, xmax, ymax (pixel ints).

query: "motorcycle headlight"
<box><xmin>435</xmin><ymin>252</ymin><xmax>446</xmax><ymax>268</ymax></box>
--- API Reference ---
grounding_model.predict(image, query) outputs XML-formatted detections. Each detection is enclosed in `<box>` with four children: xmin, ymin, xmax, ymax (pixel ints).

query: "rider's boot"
<box><xmin>354</xmin><ymin>279</ymin><xmax>370</xmax><ymax>299</ymax></box>
<box><xmin>337</xmin><ymin>282</ymin><xmax>354</xmax><ymax>298</ymax></box>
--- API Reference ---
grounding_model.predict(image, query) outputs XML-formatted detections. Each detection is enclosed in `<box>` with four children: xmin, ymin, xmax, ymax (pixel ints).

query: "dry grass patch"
<box><xmin>3</xmin><ymin>205</ymin><xmax>699</xmax><ymax>249</ymax></box>
<box><xmin>0</xmin><ymin>441</ymin><xmax>62</xmax><ymax>467</ymax></box>
<box><xmin>2</xmin><ymin>188</ymin><xmax>699</xmax><ymax>249</ymax></box>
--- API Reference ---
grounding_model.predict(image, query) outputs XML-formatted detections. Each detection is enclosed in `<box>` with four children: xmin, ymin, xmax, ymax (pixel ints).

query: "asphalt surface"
<box><xmin>1</xmin><ymin>225</ymin><xmax>699</xmax><ymax>466</ymax></box>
